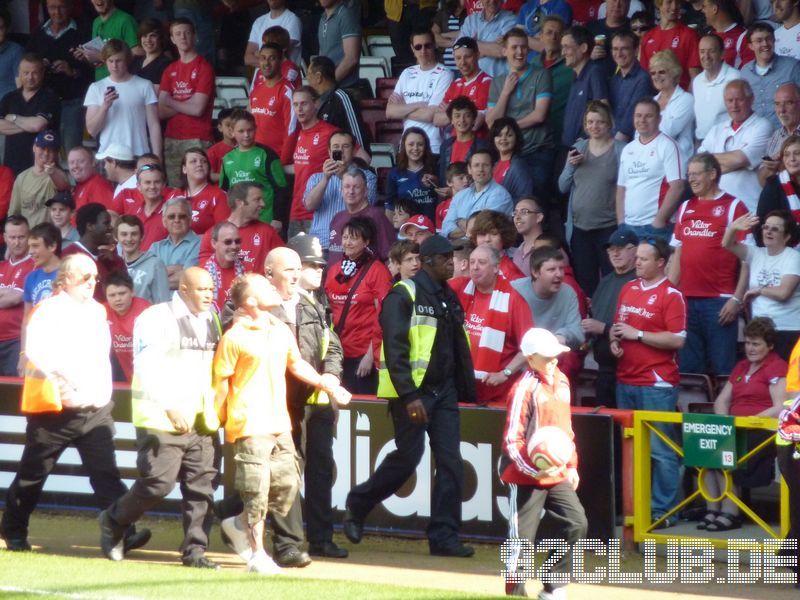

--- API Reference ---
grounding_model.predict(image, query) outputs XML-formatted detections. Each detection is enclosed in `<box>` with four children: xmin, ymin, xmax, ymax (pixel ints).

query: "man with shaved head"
<box><xmin>216</xmin><ymin>238</ymin><xmax>349</xmax><ymax>565</ymax></box>
<box><xmin>2</xmin><ymin>254</ymin><xmax>150</xmax><ymax>554</ymax></box>
<box><xmin>100</xmin><ymin>266</ymin><xmax>222</xmax><ymax>569</ymax></box>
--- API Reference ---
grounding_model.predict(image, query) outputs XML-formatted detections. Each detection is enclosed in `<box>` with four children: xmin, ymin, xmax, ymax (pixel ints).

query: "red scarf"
<box><xmin>457</xmin><ymin>275</ymin><xmax>515</xmax><ymax>379</ymax></box>
<box><xmin>780</xmin><ymin>170</ymin><xmax>800</xmax><ymax>224</ymax></box>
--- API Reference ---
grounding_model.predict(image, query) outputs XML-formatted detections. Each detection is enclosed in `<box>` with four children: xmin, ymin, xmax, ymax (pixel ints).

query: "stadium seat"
<box><xmin>215</xmin><ymin>76</ymin><xmax>249</xmax><ymax>100</ymax></box>
<box><xmin>217</xmin><ymin>85</ymin><xmax>249</xmax><ymax>106</ymax></box>
<box><xmin>359</xmin><ymin>99</ymin><xmax>388</xmax><ymax>141</ymax></box>
<box><xmin>366</xmin><ymin>34</ymin><xmax>392</xmax><ymax>48</ymax></box>
<box><xmin>676</xmin><ymin>373</ymin><xmax>715</xmax><ymax>412</ymax></box>
<box><xmin>229</xmin><ymin>97</ymin><xmax>249</xmax><ymax>108</ymax></box>
<box><xmin>212</xmin><ymin>97</ymin><xmax>228</xmax><ymax>120</ymax></box>
<box><xmin>368</xmin><ymin>42</ymin><xmax>395</xmax><ymax>62</ymax></box>
<box><xmin>376</xmin><ymin>77</ymin><xmax>398</xmax><ymax>101</ymax></box>
<box><xmin>370</xmin><ymin>143</ymin><xmax>396</xmax><ymax>169</ymax></box>
<box><xmin>375</xmin><ymin>120</ymin><xmax>404</xmax><ymax>148</ymax></box>
<box><xmin>359</xmin><ymin>58</ymin><xmax>389</xmax><ymax>97</ymax></box>
<box><xmin>573</xmin><ymin>368</ymin><xmax>598</xmax><ymax>407</ymax></box>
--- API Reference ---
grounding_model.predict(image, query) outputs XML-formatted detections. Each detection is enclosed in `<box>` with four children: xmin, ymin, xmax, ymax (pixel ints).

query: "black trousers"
<box><xmin>108</xmin><ymin>428</ymin><xmax>219</xmax><ymax>560</ymax></box>
<box><xmin>570</xmin><ymin>225</ymin><xmax>616</xmax><ymax>298</ymax></box>
<box><xmin>777</xmin><ymin>444</ymin><xmax>800</xmax><ymax>567</ymax></box>
<box><xmin>505</xmin><ymin>480</ymin><xmax>588</xmax><ymax>592</ymax></box>
<box><xmin>218</xmin><ymin>403</ymin><xmax>338</xmax><ymax>552</ymax></box>
<box><xmin>1</xmin><ymin>403</ymin><xmax>128</xmax><ymax>540</ymax></box>
<box><xmin>346</xmin><ymin>382</ymin><xmax>464</xmax><ymax>549</ymax></box>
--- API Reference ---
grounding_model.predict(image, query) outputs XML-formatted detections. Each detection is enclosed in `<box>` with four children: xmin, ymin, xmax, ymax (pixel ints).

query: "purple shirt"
<box><xmin>327</xmin><ymin>205</ymin><xmax>396</xmax><ymax>266</ymax></box>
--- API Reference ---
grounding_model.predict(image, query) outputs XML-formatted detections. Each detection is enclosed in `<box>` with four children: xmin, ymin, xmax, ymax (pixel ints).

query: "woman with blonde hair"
<box><xmin>558</xmin><ymin>101</ymin><xmax>626</xmax><ymax>295</ymax></box>
<box><xmin>649</xmin><ymin>49</ymin><xmax>694</xmax><ymax>174</ymax></box>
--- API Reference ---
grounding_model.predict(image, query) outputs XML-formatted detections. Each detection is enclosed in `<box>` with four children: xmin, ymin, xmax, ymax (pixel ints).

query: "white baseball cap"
<box><xmin>96</xmin><ymin>143</ymin><xmax>134</xmax><ymax>161</ymax></box>
<box><xmin>520</xmin><ymin>328</ymin><xmax>570</xmax><ymax>358</ymax></box>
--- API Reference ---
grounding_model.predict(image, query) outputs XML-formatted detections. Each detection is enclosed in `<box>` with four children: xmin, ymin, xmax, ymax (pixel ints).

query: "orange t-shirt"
<box><xmin>213</xmin><ymin>314</ymin><xmax>302</xmax><ymax>442</ymax></box>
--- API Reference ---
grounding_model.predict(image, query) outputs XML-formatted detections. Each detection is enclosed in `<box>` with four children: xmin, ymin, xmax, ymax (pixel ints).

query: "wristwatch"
<box><xmin>502</xmin><ymin>367</ymin><xmax>513</xmax><ymax>377</ymax></box>
<box><xmin>7</xmin><ymin>114</ymin><xmax>16</xmax><ymax>122</ymax></box>
<box><xmin>637</xmin><ymin>330</ymin><xmax>644</xmax><ymax>342</ymax></box>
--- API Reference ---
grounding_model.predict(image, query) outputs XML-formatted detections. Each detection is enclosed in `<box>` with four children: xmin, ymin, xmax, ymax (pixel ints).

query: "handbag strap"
<box><xmin>334</xmin><ymin>259</ymin><xmax>375</xmax><ymax>336</ymax></box>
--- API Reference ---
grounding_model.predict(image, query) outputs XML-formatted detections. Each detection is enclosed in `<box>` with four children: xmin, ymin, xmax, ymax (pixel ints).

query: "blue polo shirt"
<box><xmin>459</xmin><ymin>10</ymin><xmax>517</xmax><ymax>77</ymax></box>
<box><xmin>441</xmin><ymin>180</ymin><xmax>513</xmax><ymax>237</ymax></box>
<box><xmin>609</xmin><ymin>61</ymin><xmax>655</xmax><ymax>140</ymax></box>
<box><xmin>149</xmin><ymin>231</ymin><xmax>200</xmax><ymax>269</ymax></box>
<box><xmin>740</xmin><ymin>55</ymin><xmax>800</xmax><ymax>129</ymax></box>
<box><xmin>517</xmin><ymin>0</ymin><xmax>572</xmax><ymax>40</ymax></box>
<box><xmin>561</xmin><ymin>61</ymin><xmax>609</xmax><ymax>147</ymax></box>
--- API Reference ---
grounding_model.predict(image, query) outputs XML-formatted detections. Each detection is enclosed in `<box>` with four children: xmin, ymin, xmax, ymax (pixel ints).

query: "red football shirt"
<box><xmin>123</xmin><ymin>197</ymin><xmax>168</xmax><ymax>250</ymax></box>
<box><xmin>435</xmin><ymin>198</ymin><xmax>452</xmax><ymax>232</ymax></box>
<box><xmin>494</xmin><ymin>159</ymin><xmax>512</xmax><ymax>184</ymax></box>
<box><xmin>290</xmin><ymin>120</ymin><xmax>338</xmax><ymax>221</ymax></box>
<box><xmin>450</xmin><ymin>139</ymin><xmax>472</xmax><ymax>165</ymax></box>
<box><xmin>74</xmin><ymin>173</ymin><xmax>114</xmax><ymax>211</ymax></box>
<box><xmin>250</xmin><ymin>79</ymin><xmax>297</xmax><ymax>160</ymax></box>
<box><xmin>160</xmin><ymin>55</ymin><xmax>215</xmax><ymax>141</ymax></box>
<box><xmin>727</xmin><ymin>351</ymin><xmax>787</xmax><ymax>417</ymax></box>
<box><xmin>615</xmin><ymin>277</ymin><xmax>687</xmax><ymax>386</ymax></box>
<box><xmin>672</xmin><ymin>193</ymin><xmax>748</xmax><ymax>298</ymax></box>
<box><xmin>252</xmin><ymin>60</ymin><xmax>301</xmax><ymax>91</ymax></box>
<box><xmin>169</xmin><ymin>184</ymin><xmax>227</xmax><ymax>234</ymax></box>
<box><xmin>0</xmin><ymin>256</ymin><xmax>33</xmax><ymax>341</ymax></box>
<box><xmin>105</xmin><ymin>296</ymin><xmax>151</xmax><ymax>382</ymax></box>
<box><xmin>198</xmin><ymin>219</ymin><xmax>283</xmax><ymax>273</ymax></box>
<box><xmin>206</xmin><ymin>141</ymin><xmax>234</xmax><ymax>175</ymax></box>
<box><xmin>441</xmin><ymin>71</ymin><xmax>493</xmax><ymax>111</ymax></box>
<box><xmin>716</xmin><ymin>24</ymin><xmax>755</xmax><ymax>68</ymax></box>
<box><xmin>640</xmin><ymin>23</ymin><xmax>701</xmax><ymax>89</ymax></box>
<box><xmin>324</xmin><ymin>259</ymin><xmax>393</xmax><ymax>358</ymax></box>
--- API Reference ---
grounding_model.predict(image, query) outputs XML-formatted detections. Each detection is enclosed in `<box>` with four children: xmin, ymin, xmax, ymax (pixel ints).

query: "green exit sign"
<box><xmin>682</xmin><ymin>413</ymin><xmax>737</xmax><ymax>469</ymax></box>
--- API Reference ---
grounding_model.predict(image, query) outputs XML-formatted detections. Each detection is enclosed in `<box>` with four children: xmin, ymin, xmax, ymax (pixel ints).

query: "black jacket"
<box><xmin>379</xmin><ymin>269</ymin><xmax>477</xmax><ymax>405</ymax></box>
<box><xmin>437</xmin><ymin>135</ymin><xmax>489</xmax><ymax>185</ymax></box>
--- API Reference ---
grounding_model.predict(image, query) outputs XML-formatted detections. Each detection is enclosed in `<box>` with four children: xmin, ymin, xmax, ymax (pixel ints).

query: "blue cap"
<box><xmin>604</xmin><ymin>226</ymin><xmax>639</xmax><ymax>248</ymax></box>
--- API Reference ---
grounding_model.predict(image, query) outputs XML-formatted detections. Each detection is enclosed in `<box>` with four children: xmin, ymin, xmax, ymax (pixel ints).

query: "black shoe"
<box><xmin>430</xmin><ymin>542</ymin><xmax>475</xmax><ymax>558</ymax></box>
<box><xmin>98</xmin><ymin>510</ymin><xmax>125</xmax><ymax>561</ymax></box>
<box><xmin>182</xmin><ymin>554</ymin><xmax>220</xmax><ymax>570</ymax></box>
<box><xmin>343</xmin><ymin>510</ymin><xmax>363</xmax><ymax>544</ymax></box>
<box><xmin>275</xmin><ymin>548</ymin><xmax>312</xmax><ymax>568</ymax></box>
<box><xmin>2</xmin><ymin>536</ymin><xmax>31</xmax><ymax>552</ymax></box>
<box><xmin>123</xmin><ymin>527</ymin><xmax>151</xmax><ymax>554</ymax></box>
<box><xmin>308</xmin><ymin>541</ymin><xmax>349</xmax><ymax>558</ymax></box>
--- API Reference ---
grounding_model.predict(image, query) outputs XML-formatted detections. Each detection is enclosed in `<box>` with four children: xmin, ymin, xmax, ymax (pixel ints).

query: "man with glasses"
<box><xmin>616</xmin><ymin>98</ymin><xmax>684</xmax><ymax>239</ymax></box>
<box><xmin>740</xmin><ymin>22</ymin><xmax>800</xmax><ymax>129</ymax></box>
<box><xmin>610</xmin><ymin>236</ymin><xmax>686</xmax><ymax>528</ymax></box>
<box><xmin>580</xmin><ymin>226</ymin><xmax>638</xmax><ymax>406</ymax></box>
<box><xmin>150</xmin><ymin>197</ymin><xmax>200</xmax><ymax>290</ymax></box>
<box><xmin>511</xmin><ymin>197</ymin><xmax>545</xmax><ymax>274</ymax></box>
<box><xmin>2</xmin><ymin>253</ymin><xmax>150</xmax><ymax>554</ymax></box>
<box><xmin>668</xmin><ymin>153</ymin><xmax>748</xmax><ymax>378</ymax></box>
<box><xmin>698</xmin><ymin>79</ymin><xmax>772</xmax><ymax>213</ymax></box>
<box><xmin>760</xmin><ymin>83</ymin><xmax>800</xmax><ymax>185</ymax></box>
<box><xmin>609</xmin><ymin>29</ymin><xmax>654</xmax><ymax>143</ymax></box>
<box><xmin>387</xmin><ymin>28</ymin><xmax>454</xmax><ymax>155</ymax></box>
<box><xmin>204</xmin><ymin>222</ymin><xmax>244</xmax><ymax>313</ymax></box>
<box><xmin>198</xmin><ymin>182</ymin><xmax>283</xmax><ymax>273</ymax></box>
<box><xmin>458</xmin><ymin>0</ymin><xmax>516</xmax><ymax>77</ymax></box>
<box><xmin>433</xmin><ymin>37</ymin><xmax>493</xmax><ymax>130</ymax></box>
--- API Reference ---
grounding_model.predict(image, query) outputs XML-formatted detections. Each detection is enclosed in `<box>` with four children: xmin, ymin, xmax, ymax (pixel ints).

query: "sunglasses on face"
<box><xmin>413</xmin><ymin>42</ymin><xmax>434</xmax><ymax>51</ymax></box>
<box><xmin>166</xmin><ymin>213</ymin><xmax>189</xmax><ymax>220</ymax></box>
<box><xmin>222</xmin><ymin>238</ymin><xmax>242</xmax><ymax>245</ymax></box>
<box><xmin>632</xmin><ymin>26</ymin><xmax>651</xmax><ymax>33</ymax></box>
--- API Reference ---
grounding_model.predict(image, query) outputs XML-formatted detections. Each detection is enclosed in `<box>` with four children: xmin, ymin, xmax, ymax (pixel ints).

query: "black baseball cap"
<box><xmin>420</xmin><ymin>235</ymin><xmax>454</xmax><ymax>257</ymax></box>
<box><xmin>45</xmin><ymin>190</ymin><xmax>75</xmax><ymax>210</ymax></box>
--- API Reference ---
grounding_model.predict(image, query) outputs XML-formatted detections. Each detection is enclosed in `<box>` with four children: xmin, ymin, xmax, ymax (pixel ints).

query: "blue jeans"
<box><xmin>624</xmin><ymin>223</ymin><xmax>673</xmax><ymax>241</ymax></box>
<box><xmin>616</xmin><ymin>383</ymin><xmax>681</xmax><ymax>517</ymax></box>
<box><xmin>680</xmin><ymin>297</ymin><xmax>737</xmax><ymax>376</ymax></box>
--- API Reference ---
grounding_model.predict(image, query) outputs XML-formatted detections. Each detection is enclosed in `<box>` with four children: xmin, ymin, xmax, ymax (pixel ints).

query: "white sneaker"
<box><xmin>538</xmin><ymin>588</ymin><xmax>567</xmax><ymax>600</ymax></box>
<box><xmin>220</xmin><ymin>516</ymin><xmax>253</xmax><ymax>562</ymax></box>
<box><xmin>247</xmin><ymin>550</ymin><xmax>282</xmax><ymax>575</ymax></box>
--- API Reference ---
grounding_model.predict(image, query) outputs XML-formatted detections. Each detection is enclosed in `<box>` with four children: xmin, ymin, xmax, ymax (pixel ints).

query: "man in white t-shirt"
<box><xmin>616</xmin><ymin>98</ymin><xmax>684</xmax><ymax>239</ymax></box>
<box><xmin>694</xmin><ymin>33</ymin><xmax>742</xmax><ymax>142</ymax></box>
<box><xmin>698</xmin><ymin>79</ymin><xmax>772</xmax><ymax>212</ymax></box>
<box><xmin>244</xmin><ymin>0</ymin><xmax>302</xmax><ymax>66</ymax></box>
<box><xmin>774</xmin><ymin>0</ymin><xmax>800</xmax><ymax>60</ymax></box>
<box><xmin>387</xmin><ymin>29</ymin><xmax>454</xmax><ymax>154</ymax></box>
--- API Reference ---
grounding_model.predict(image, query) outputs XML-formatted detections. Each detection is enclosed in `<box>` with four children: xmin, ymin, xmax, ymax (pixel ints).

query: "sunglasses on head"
<box><xmin>136</xmin><ymin>163</ymin><xmax>161</xmax><ymax>175</ymax></box>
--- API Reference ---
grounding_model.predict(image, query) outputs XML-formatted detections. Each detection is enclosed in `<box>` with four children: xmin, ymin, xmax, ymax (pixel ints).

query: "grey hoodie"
<box><xmin>126</xmin><ymin>251</ymin><xmax>171</xmax><ymax>304</ymax></box>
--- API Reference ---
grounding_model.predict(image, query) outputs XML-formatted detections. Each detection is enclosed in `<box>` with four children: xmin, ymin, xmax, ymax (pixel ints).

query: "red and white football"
<box><xmin>526</xmin><ymin>426</ymin><xmax>575</xmax><ymax>476</ymax></box>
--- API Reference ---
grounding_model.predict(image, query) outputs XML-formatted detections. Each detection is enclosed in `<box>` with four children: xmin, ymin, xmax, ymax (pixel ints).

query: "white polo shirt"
<box><xmin>657</xmin><ymin>86</ymin><xmax>694</xmax><ymax>176</ymax></box>
<box><xmin>692</xmin><ymin>62</ymin><xmax>742</xmax><ymax>141</ymax></box>
<box><xmin>617</xmin><ymin>132</ymin><xmax>682</xmax><ymax>226</ymax></box>
<box><xmin>392</xmin><ymin>64</ymin><xmax>454</xmax><ymax>153</ymax></box>
<box><xmin>698</xmin><ymin>112</ymin><xmax>773</xmax><ymax>212</ymax></box>
<box><xmin>775</xmin><ymin>23</ymin><xmax>800</xmax><ymax>60</ymax></box>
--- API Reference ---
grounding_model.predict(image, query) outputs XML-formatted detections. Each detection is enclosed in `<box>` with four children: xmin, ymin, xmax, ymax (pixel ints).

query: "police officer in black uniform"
<box><xmin>343</xmin><ymin>235</ymin><xmax>477</xmax><ymax>557</ymax></box>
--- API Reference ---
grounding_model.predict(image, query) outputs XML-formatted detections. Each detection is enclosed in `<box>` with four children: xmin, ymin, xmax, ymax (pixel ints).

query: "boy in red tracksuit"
<box><xmin>500</xmin><ymin>328</ymin><xmax>588</xmax><ymax>599</ymax></box>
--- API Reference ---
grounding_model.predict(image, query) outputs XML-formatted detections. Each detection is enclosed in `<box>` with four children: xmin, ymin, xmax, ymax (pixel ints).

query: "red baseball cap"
<box><xmin>399</xmin><ymin>214</ymin><xmax>434</xmax><ymax>234</ymax></box>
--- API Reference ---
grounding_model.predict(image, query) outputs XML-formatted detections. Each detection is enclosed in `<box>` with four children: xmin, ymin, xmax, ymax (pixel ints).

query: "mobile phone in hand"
<box><xmin>331</xmin><ymin>150</ymin><xmax>343</xmax><ymax>161</ymax></box>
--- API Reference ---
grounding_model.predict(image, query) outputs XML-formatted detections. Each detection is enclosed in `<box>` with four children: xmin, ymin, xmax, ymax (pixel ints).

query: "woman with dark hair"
<box><xmin>386</xmin><ymin>127</ymin><xmax>439</xmax><ymax>222</ymax></box>
<box><xmin>757</xmin><ymin>136</ymin><xmax>800</xmax><ymax>241</ymax></box>
<box><xmin>175</xmin><ymin>147</ymin><xmax>229</xmax><ymax>234</ymax></box>
<box><xmin>696</xmin><ymin>317</ymin><xmax>786</xmax><ymax>531</ymax></box>
<box><xmin>490</xmin><ymin>117</ymin><xmax>534</xmax><ymax>202</ymax></box>
<box><xmin>558</xmin><ymin>101</ymin><xmax>626</xmax><ymax>296</ymax></box>
<box><xmin>469</xmin><ymin>210</ymin><xmax>524</xmax><ymax>281</ymax></box>
<box><xmin>724</xmin><ymin>209</ymin><xmax>800</xmax><ymax>360</ymax></box>
<box><xmin>130</xmin><ymin>19</ymin><xmax>172</xmax><ymax>93</ymax></box>
<box><xmin>325</xmin><ymin>217</ymin><xmax>393</xmax><ymax>394</ymax></box>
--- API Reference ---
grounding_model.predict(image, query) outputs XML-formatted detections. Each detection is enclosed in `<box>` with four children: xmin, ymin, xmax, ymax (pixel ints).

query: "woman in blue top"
<box><xmin>385</xmin><ymin>128</ymin><xmax>439</xmax><ymax>222</ymax></box>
